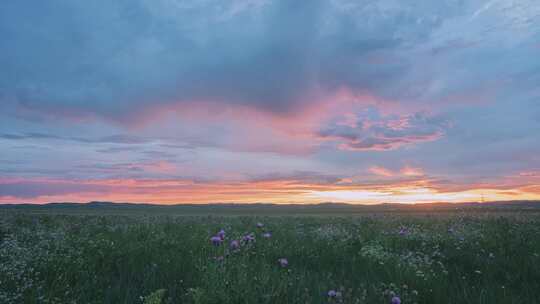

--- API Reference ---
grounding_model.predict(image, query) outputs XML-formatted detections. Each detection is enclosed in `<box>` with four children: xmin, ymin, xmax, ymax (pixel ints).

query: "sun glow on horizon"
<box><xmin>2</xmin><ymin>175</ymin><xmax>540</xmax><ymax>205</ymax></box>
<box><xmin>307</xmin><ymin>187</ymin><xmax>540</xmax><ymax>204</ymax></box>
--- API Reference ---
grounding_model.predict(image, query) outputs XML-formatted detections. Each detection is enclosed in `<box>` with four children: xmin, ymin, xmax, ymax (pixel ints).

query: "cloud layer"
<box><xmin>318</xmin><ymin>108</ymin><xmax>448</xmax><ymax>151</ymax></box>
<box><xmin>1</xmin><ymin>0</ymin><xmax>540</xmax><ymax>203</ymax></box>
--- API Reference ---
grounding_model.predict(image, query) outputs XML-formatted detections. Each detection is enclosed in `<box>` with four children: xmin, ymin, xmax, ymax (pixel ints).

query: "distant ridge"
<box><xmin>2</xmin><ymin>200</ymin><xmax>540</xmax><ymax>210</ymax></box>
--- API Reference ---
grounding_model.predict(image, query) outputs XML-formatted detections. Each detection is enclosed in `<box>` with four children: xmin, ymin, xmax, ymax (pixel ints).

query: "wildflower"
<box><xmin>256</xmin><ymin>222</ymin><xmax>264</xmax><ymax>228</ymax></box>
<box><xmin>391</xmin><ymin>296</ymin><xmax>401</xmax><ymax>304</ymax></box>
<box><xmin>210</xmin><ymin>236</ymin><xmax>222</xmax><ymax>246</ymax></box>
<box><xmin>230</xmin><ymin>240</ymin><xmax>240</xmax><ymax>250</ymax></box>
<box><xmin>328</xmin><ymin>290</ymin><xmax>342</xmax><ymax>298</ymax></box>
<box><xmin>217</xmin><ymin>229</ymin><xmax>226</xmax><ymax>240</ymax></box>
<box><xmin>398</xmin><ymin>227</ymin><xmax>408</xmax><ymax>236</ymax></box>
<box><xmin>242</xmin><ymin>233</ymin><xmax>256</xmax><ymax>243</ymax></box>
<box><xmin>215</xmin><ymin>256</ymin><xmax>224</xmax><ymax>262</ymax></box>
<box><xmin>262</xmin><ymin>232</ymin><xmax>272</xmax><ymax>238</ymax></box>
<box><xmin>278</xmin><ymin>258</ymin><xmax>288</xmax><ymax>267</ymax></box>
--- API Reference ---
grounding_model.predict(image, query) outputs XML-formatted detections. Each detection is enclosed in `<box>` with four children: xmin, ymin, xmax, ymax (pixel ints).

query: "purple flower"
<box><xmin>230</xmin><ymin>240</ymin><xmax>240</xmax><ymax>250</ymax></box>
<box><xmin>242</xmin><ymin>233</ymin><xmax>256</xmax><ymax>243</ymax></box>
<box><xmin>327</xmin><ymin>289</ymin><xmax>342</xmax><ymax>298</ymax></box>
<box><xmin>217</xmin><ymin>229</ymin><xmax>226</xmax><ymax>240</ymax></box>
<box><xmin>210</xmin><ymin>236</ymin><xmax>222</xmax><ymax>246</ymax></box>
<box><xmin>398</xmin><ymin>227</ymin><xmax>408</xmax><ymax>236</ymax></box>
<box><xmin>262</xmin><ymin>232</ymin><xmax>272</xmax><ymax>238</ymax></box>
<box><xmin>256</xmin><ymin>222</ymin><xmax>264</xmax><ymax>228</ymax></box>
<box><xmin>391</xmin><ymin>296</ymin><xmax>401</xmax><ymax>304</ymax></box>
<box><xmin>215</xmin><ymin>255</ymin><xmax>224</xmax><ymax>262</ymax></box>
<box><xmin>278</xmin><ymin>258</ymin><xmax>288</xmax><ymax>268</ymax></box>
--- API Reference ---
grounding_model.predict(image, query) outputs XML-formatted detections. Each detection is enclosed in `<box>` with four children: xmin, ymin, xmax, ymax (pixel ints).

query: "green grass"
<box><xmin>1</xmin><ymin>208</ymin><xmax>540</xmax><ymax>303</ymax></box>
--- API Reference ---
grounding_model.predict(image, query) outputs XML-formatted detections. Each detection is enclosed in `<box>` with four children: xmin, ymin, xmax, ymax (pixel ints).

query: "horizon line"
<box><xmin>2</xmin><ymin>199</ymin><xmax>540</xmax><ymax>207</ymax></box>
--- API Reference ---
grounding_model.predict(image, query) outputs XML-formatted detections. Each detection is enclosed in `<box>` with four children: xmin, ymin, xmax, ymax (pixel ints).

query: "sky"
<box><xmin>1</xmin><ymin>0</ymin><xmax>540</xmax><ymax>204</ymax></box>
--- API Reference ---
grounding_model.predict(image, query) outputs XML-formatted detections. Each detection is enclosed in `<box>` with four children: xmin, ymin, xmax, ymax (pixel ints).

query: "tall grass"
<box><xmin>1</xmin><ymin>212</ymin><xmax>539</xmax><ymax>303</ymax></box>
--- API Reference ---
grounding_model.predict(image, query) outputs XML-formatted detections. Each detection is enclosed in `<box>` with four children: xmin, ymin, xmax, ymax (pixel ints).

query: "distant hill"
<box><xmin>1</xmin><ymin>200</ymin><xmax>540</xmax><ymax>215</ymax></box>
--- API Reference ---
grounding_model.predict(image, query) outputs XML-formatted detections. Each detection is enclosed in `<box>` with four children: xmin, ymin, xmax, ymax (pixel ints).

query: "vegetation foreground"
<box><xmin>1</xmin><ymin>207</ymin><xmax>540</xmax><ymax>304</ymax></box>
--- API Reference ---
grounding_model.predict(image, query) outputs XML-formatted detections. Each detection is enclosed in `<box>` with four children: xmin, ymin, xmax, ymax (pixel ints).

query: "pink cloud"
<box><xmin>369</xmin><ymin>166</ymin><xmax>395</xmax><ymax>177</ymax></box>
<box><xmin>320</xmin><ymin>110</ymin><xmax>448</xmax><ymax>151</ymax></box>
<box><xmin>368</xmin><ymin>165</ymin><xmax>425</xmax><ymax>178</ymax></box>
<box><xmin>10</xmin><ymin>85</ymin><xmax>447</xmax><ymax>155</ymax></box>
<box><xmin>112</xmin><ymin>88</ymin><xmax>409</xmax><ymax>155</ymax></box>
<box><xmin>519</xmin><ymin>171</ymin><xmax>540</xmax><ymax>177</ymax></box>
<box><xmin>2</xmin><ymin>171</ymin><xmax>540</xmax><ymax>204</ymax></box>
<box><xmin>400</xmin><ymin>165</ymin><xmax>425</xmax><ymax>177</ymax></box>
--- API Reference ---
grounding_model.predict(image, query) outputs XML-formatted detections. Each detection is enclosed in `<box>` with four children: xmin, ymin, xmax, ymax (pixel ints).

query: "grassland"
<box><xmin>1</xmin><ymin>203</ymin><xmax>540</xmax><ymax>304</ymax></box>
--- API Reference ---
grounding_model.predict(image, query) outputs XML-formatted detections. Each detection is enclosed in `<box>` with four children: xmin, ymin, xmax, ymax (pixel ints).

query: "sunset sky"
<box><xmin>1</xmin><ymin>0</ymin><xmax>540</xmax><ymax>204</ymax></box>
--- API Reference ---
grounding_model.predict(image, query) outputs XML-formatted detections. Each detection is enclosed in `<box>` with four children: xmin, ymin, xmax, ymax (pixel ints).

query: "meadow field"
<box><xmin>1</xmin><ymin>203</ymin><xmax>540</xmax><ymax>304</ymax></box>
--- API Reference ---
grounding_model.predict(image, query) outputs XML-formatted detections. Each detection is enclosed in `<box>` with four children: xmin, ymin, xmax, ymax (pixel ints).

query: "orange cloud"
<box><xmin>2</xmin><ymin>174</ymin><xmax>540</xmax><ymax>205</ymax></box>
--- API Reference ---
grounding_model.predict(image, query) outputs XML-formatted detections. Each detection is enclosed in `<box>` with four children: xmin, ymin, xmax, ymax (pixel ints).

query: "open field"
<box><xmin>1</xmin><ymin>203</ymin><xmax>540</xmax><ymax>304</ymax></box>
